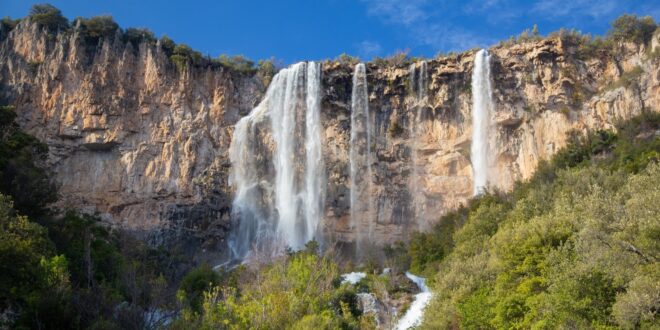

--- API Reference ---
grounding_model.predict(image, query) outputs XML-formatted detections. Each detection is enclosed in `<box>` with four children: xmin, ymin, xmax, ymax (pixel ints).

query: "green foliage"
<box><xmin>170</xmin><ymin>43</ymin><xmax>202</xmax><ymax>71</ymax></box>
<box><xmin>77</xmin><ymin>15</ymin><xmax>120</xmax><ymax>45</ymax></box>
<box><xmin>257</xmin><ymin>59</ymin><xmax>277</xmax><ymax>86</ymax></box>
<box><xmin>123</xmin><ymin>27</ymin><xmax>156</xmax><ymax>47</ymax></box>
<box><xmin>387</xmin><ymin>119</ymin><xmax>404</xmax><ymax>137</ymax></box>
<box><xmin>416</xmin><ymin>112</ymin><xmax>660</xmax><ymax>329</ymax></box>
<box><xmin>383</xmin><ymin>242</ymin><xmax>410</xmax><ymax>273</ymax></box>
<box><xmin>46</xmin><ymin>212</ymin><xmax>123</xmax><ymax>287</ymax></box>
<box><xmin>29</xmin><ymin>4</ymin><xmax>68</xmax><ymax>30</ymax></box>
<box><xmin>1</xmin><ymin>16</ymin><xmax>21</xmax><ymax>32</ymax></box>
<box><xmin>177</xmin><ymin>264</ymin><xmax>220</xmax><ymax>312</ymax></box>
<box><xmin>608</xmin><ymin>14</ymin><xmax>657</xmax><ymax>45</ymax></box>
<box><xmin>27</xmin><ymin>60</ymin><xmax>42</xmax><ymax>73</ymax></box>
<box><xmin>603</xmin><ymin>65</ymin><xmax>644</xmax><ymax>92</ymax></box>
<box><xmin>336</xmin><ymin>53</ymin><xmax>360</xmax><ymax>66</ymax></box>
<box><xmin>160</xmin><ymin>35</ymin><xmax>176</xmax><ymax>56</ymax></box>
<box><xmin>0</xmin><ymin>194</ymin><xmax>55</xmax><ymax>303</ymax></box>
<box><xmin>0</xmin><ymin>194</ymin><xmax>78</xmax><ymax>329</ymax></box>
<box><xmin>371</xmin><ymin>49</ymin><xmax>412</xmax><ymax>67</ymax></box>
<box><xmin>498</xmin><ymin>25</ymin><xmax>544</xmax><ymax>47</ymax></box>
<box><xmin>0</xmin><ymin>105</ymin><xmax>55</xmax><ymax>218</ymax></box>
<box><xmin>407</xmin><ymin>210</ymin><xmax>461</xmax><ymax>275</ymax></box>
<box><xmin>216</xmin><ymin>54</ymin><xmax>257</xmax><ymax>74</ymax></box>
<box><xmin>0</xmin><ymin>104</ymin><xmax>188</xmax><ymax>327</ymax></box>
<box><xmin>178</xmin><ymin>249</ymin><xmax>376</xmax><ymax>329</ymax></box>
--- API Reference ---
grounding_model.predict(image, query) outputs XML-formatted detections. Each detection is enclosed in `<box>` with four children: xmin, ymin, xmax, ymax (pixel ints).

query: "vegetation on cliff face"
<box><xmin>1</xmin><ymin>5</ymin><xmax>659</xmax><ymax>329</ymax></box>
<box><xmin>0</xmin><ymin>105</ymin><xmax>191</xmax><ymax>329</ymax></box>
<box><xmin>159</xmin><ymin>112</ymin><xmax>659</xmax><ymax>330</ymax></box>
<box><xmin>1</xmin><ymin>4</ymin><xmax>276</xmax><ymax>77</ymax></box>
<box><xmin>408</xmin><ymin>111</ymin><xmax>660</xmax><ymax>329</ymax></box>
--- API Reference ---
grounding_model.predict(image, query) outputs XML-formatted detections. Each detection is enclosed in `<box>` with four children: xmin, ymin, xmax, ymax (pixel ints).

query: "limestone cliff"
<box><xmin>0</xmin><ymin>19</ymin><xmax>264</xmax><ymax>257</ymax></box>
<box><xmin>319</xmin><ymin>36</ymin><xmax>659</xmax><ymax>243</ymax></box>
<box><xmin>1</xmin><ymin>19</ymin><xmax>658</xmax><ymax>256</ymax></box>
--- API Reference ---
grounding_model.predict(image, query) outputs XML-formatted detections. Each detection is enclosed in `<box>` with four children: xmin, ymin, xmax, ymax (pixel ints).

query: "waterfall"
<box><xmin>228</xmin><ymin>62</ymin><xmax>325</xmax><ymax>260</ymax></box>
<box><xmin>304</xmin><ymin>63</ymin><xmax>325</xmax><ymax>244</ymax></box>
<box><xmin>349</xmin><ymin>63</ymin><xmax>373</xmax><ymax>242</ymax></box>
<box><xmin>397</xmin><ymin>272</ymin><xmax>432</xmax><ymax>329</ymax></box>
<box><xmin>471</xmin><ymin>49</ymin><xmax>493</xmax><ymax>196</ymax></box>
<box><xmin>408</xmin><ymin>61</ymin><xmax>427</xmax><ymax>228</ymax></box>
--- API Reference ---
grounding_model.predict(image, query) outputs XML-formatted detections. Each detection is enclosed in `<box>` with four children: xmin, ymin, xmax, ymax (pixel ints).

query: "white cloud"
<box><xmin>360</xmin><ymin>0</ymin><xmax>494</xmax><ymax>51</ymax></box>
<box><xmin>532</xmin><ymin>0</ymin><xmax>619</xmax><ymax>19</ymax></box>
<box><xmin>356</xmin><ymin>40</ymin><xmax>383</xmax><ymax>59</ymax></box>
<box><xmin>358</xmin><ymin>0</ymin><xmax>656</xmax><ymax>53</ymax></box>
<box><xmin>412</xmin><ymin>24</ymin><xmax>496</xmax><ymax>51</ymax></box>
<box><xmin>361</xmin><ymin>0</ymin><xmax>430</xmax><ymax>26</ymax></box>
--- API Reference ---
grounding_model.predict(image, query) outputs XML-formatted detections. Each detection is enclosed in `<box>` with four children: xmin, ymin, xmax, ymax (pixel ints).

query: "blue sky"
<box><xmin>3</xmin><ymin>0</ymin><xmax>659</xmax><ymax>63</ymax></box>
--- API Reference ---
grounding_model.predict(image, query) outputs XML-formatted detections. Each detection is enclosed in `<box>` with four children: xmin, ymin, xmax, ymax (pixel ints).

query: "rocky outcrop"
<box><xmin>1</xmin><ymin>19</ymin><xmax>659</xmax><ymax>256</ymax></box>
<box><xmin>0</xmin><ymin>20</ymin><xmax>264</xmax><ymax>258</ymax></box>
<box><xmin>319</xmin><ymin>37</ymin><xmax>660</xmax><ymax>243</ymax></box>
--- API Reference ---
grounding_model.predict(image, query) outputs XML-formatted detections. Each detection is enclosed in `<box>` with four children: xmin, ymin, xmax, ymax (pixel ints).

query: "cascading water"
<box><xmin>228</xmin><ymin>62</ymin><xmax>325</xmax><ymax>260</ymax></box>
<box><xmin>304</xmin><ymin>63</ymin><xmax>325</xmax><ymax>245</ymax></box>
<box><xmin>408</xmin><ymin>61</ymin><xmax>427</xmax><ymax>229</ymax></box>
<box><xmin>349</xmin><ymin>63</ymin><xmax>373</xmax><ymax>242</ymax></box>
<box><xmin>471</xmin><ymin>49</ymin><xmax>493</xmax><ymax>196</ymax></box>
<box><xmin>397</xmin><ymin>272</ymin><xmax>432</xmax><ymax>329</ymax></box>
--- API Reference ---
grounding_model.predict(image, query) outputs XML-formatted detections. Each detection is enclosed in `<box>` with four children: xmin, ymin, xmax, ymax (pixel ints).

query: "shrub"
<box><xmin>257</xmin><ymin>59</ymin><xmax>277</xmax><ymax>85</ymax></box>
<box><xmin>0</xmin><ymin>105</ymin><xmax>56</xmax><ymax>218</ymax></box>
<box><xmin>46</xmin><ymin>212</ymin><xmax>123</xmax><ymax>287</ymax></box>
<box><xmin>0</xmin><ymin>194</ymin><xmax>77</xmax><ymax>329</ymax></box>
<box><xmin>27</xmin><ymin>60</ymin><xmax>42</xmax><ymax>73</ymax></box>
<box><xmin>1</xmin><ymin>17</ymin><xmax>20</xmax><ymax>32</ymax></box>
<box><xmin>169</xmin><ymin>44</ymin><xmax>203</xmax><ymax>70</ymax></box>
<box><xmin>388</xmin><ymin>119</ymin><xmax>403</xmax><ymax>137</ymax></box>
<box><xmin>371</xmin><ymin>49</ymin><xmax>411</xmax><ymax>67</ymax></box>
<box><xmin>177</xmin><ymin>264</ymin><xmax>220</xmax><ymax>312</ymax></box>
<box><xmin>123</xmin><ymin>27</ymin><xmax>156</xmax><ymax>47</ymax></box>
<box><xmin>336</xmin><ymin>53</ymin><xmax>360</xmax><ymax>66</ymax></box>
<box><xmin>577</xmin><ymin>36</ymin><xmax>614</xmax><ymax>59</ymax></box>
<box><xmin>216</xmin><ymin>54</ymin><xmax>256</xmax><ymax>74</ymax></box>
<box><xmin>608</xmin><ymin>14</ymin><xmax>657</xmax><ymax>45</ymax></box>
<box><xmin>603</xmin><ymin>65</ymin><xmax>644</xmax><ymax>91</ymax></box>
<box><xmin>28</xmin><ymin>4</ymin><xmax>68</xmax><ymax>30</ymax></box>
<box><xmin>418</xmin><ymin>112</ymin><xmax>660</xmax><ymax>329</ymax></box>
<box><xmin>77</xmin><ymin>15</ymin><xmax>119</xmax><ymax>45</ymax></box>
<box><xmin>159</xmin><ymin>35</ymin><xmax>176</xmax><ymax>56</ymax></box>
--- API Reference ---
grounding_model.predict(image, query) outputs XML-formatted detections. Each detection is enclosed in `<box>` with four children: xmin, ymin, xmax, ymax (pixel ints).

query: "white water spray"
<box><xmin>228</xmin><ymin>62</ymin><xmax>325</xmax><ymax>260</ymax></box>
<box><xmin>304</xmin><ymin>63</ymin><xmax>325</xmax><ymax>244</ymax></box>
<box><xmin>397</xmin><ymin>272</ymin><xmax>432</xmax><ymax>330</ymax></box>
<box><xmin>471</xmin><ymin>49</ymin><xmax>493</xmax><ymax>196</ymax></box>
<box><xmin>349</xmin><ymin>63</ymin><xmax>373</xmax><ymax>242</ymax></box>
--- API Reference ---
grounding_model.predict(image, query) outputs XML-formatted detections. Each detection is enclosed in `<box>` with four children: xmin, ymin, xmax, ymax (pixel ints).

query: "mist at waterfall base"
<box><xmin>226</xmin><ymin>50</ymin><xmax>492</xmax><ymax>262</ymax></box>
<box><xmin>471</xmin><ymin>49</ymin><xmax>493</xmax><ymax>196</ymax></box>
<box><xmin>227</xmin><ymin>62</ymin><xmax>325</xmax><ymax>261</ymax></box>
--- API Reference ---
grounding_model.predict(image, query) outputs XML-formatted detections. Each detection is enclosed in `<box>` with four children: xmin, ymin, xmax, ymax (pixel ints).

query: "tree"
<box><xmin>608</xmin><ymin>14</ymin><xmax>657</xmax><ymax>45</ymax></box>
<box><xmin>0</xmin><ymin>105</ymin><xmax>56</xmax><ymax>218</ymax></box>
<box><xmin>77</xmin><ymin>15</ymin><xmax>119</xmax><ymax>44</ymax></box>
<box><xmin>160</xmin><ymin>35</ymin><xmax>176</xmax><ymax>56</ymax></box>
<box><xmin>28</xmin><ymin>4</ymin><xmax>68</xmax><ymax>30</ymax></box>
<box><xmin>124</xmin><ymin>27</ymin><xmax>156</xmax><ymax>47</ymax></box>
<box><xmin>177</xmin><ymin>264</ymin><xmax>220</xmax><ymax>312</ymax></box>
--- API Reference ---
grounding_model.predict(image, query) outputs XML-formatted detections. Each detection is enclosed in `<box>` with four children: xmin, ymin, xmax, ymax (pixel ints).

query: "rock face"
<box><xmin>0</xmin><ymin>20</ymin><xmax>264</xmax><ymax>258</ymax></box>
<box><xmin>1</xmin><ymin>19</ymin><xmax>659</xmax><ymax>256</ymax></box>
<box><xmin>319</xmin><ymin>37</ymin><xmax>660</xmax><ymax>244</ymax></box>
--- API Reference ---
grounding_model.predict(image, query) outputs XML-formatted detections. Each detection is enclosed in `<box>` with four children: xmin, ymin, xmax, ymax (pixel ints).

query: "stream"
<box><xmin>396</xmin><ymin>272</ymin><xmax>432</xmax><ymax>330</ymax></box>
